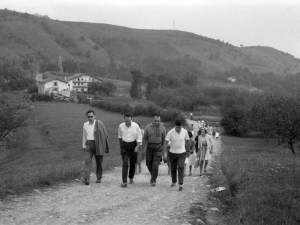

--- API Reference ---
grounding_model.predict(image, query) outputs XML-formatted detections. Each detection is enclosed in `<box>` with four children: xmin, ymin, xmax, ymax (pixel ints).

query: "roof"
<box><xmin>65</xmin><ymin>73</ymin><xmax>102</xmax><ymax>81</ymax></box>
<box><xmin>38</xmin><ymin>77</ymin><xmax>68</xmax><ymax>84</ymax></box>
<box><xmin>42</xmin><ymin>71</ymin><xmax>102</xmax><ymax>82</ymax></box>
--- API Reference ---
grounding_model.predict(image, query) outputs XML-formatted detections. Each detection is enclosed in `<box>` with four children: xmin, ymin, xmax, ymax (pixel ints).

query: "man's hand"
<box><xmin>134</xmin><ymin>146</ymin><xmax>139</xmax><ymax>153</ymax></box>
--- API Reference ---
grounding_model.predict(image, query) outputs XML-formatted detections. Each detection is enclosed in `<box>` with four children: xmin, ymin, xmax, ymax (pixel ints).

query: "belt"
<box><xmin>148</xmin><ymin>143</ymin><xmax>162</xmax><ymax>145</ymax></box>
<box><xmin>122</xmin><ymin>140</ymin><xmax>136</xmax><ymax>144</ymax></box>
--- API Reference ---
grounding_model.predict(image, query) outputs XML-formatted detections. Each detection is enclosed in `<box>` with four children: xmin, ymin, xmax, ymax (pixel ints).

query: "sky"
<box><xmin>2</xmin><ymin>0</ymin><xmax>300</xmax><ymax>58</ymax></box>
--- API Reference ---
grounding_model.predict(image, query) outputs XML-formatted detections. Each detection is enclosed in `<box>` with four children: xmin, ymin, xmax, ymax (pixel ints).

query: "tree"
<box><xmin>158</xmin><ymin>73</ymin><xmax>181</xmax><ymax>89</ymax></box>
<box><xmin>260</xmin><ymin>95</ymin><xmax>300</xmax><ymax>153</ymax></box>
<box><xmin>0</xmin><ymin>106</ymin><xmax>27</xmax><ymax>145</ymax></box>
<box><xmin>88</xmin><ymin>81</ymin><xmax>116</xmax><ymax>95</ymax></box>
<box><xmin>129</xmin><ymin>70</ymin><xmax>144</xmax><ymax>99</ymax></box>
<box><xmin>0</xmin><ymin>54</ymin><xmax>39</xmax><ymax>91</ymax></box>
<box><xmin>144</xmin><ymin>73</ymin><xmax>159</xmax><ymax>99</ymax></box>
<box><xmin>181</xmin><ymin>72</ymin><xmax>198</xmax><ymax>86</ymax></box>
<box><xmin>62</xmin><ymin>59</ymin><xmax>78</xmax><ymax>73</ymax></box>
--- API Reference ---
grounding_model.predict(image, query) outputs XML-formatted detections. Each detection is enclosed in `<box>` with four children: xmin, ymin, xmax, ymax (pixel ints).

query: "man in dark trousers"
<box><xmin>143</xmin><ymin>114</ymin><xmax>166</xmax><ymax>187</ymax></box>
<box><xmin>82</xmin><ymin>110</ymin><xmax>110</xmax><ymax>185</ymax></box>
<box><xmin>118</xmin><ymin>113</ymin><xmax>142</xmax><ymax>187</ymax></box>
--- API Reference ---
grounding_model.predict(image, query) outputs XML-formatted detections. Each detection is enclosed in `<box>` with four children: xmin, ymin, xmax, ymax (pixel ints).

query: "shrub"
<box><xmin>132</xmin><ymin>104</ymin><xmax>146</xmax><ymax>116</ymax></box>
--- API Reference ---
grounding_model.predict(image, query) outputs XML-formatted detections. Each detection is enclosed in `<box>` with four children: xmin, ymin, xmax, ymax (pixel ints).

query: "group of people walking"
<box><xmin>82</xmin><ymin>110</ymin><xmax>216</xmax><ymax>191</ymax></box>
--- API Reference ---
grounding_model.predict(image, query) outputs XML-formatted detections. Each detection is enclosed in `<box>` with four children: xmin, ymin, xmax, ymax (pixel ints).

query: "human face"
<box><xmin>153</xmin><ymin>116</ymin><xmax>160</xmax><ymax>127</ymax></box>
<box><xmin>200</xmin><ymin>129</ymin><xmax>205</xmax><ymax>136</ymax></box>
<box><xmin>125</xmin><ymin>116</ymin><xmax>132</xmax><ymax>127</ymax></box>
<box><xmin>175</xmin><ymin>125</ymin><xmax>182</xmax><ymax>133</ymax></box>
<box><xmin>87</xmin><ymin>112</ymin><xmax>95</xmax><ymax>123</ymax></box>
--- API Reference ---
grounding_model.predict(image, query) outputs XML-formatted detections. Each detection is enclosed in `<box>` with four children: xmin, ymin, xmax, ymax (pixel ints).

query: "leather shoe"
<box><xmin>129</xmin><ymin>179</ymin><xmax>134</xmax><ymax>184</ymax></box>
<box><xmin>83</xmin><ymin>179</ymin><xmax>89</xmax><ymax>185</ymax></box>
<box><xmin>96</xmin><ymin>180</ymin><xmax>101</xmax><ymax>183</ymax></box>
<box><xmin>120</xmin><ymin>183</ymin><xmax>127</xmax><ymax>187</ymax></box>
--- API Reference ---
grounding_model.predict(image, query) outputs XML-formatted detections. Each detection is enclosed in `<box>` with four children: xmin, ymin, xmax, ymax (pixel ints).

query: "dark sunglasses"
<box><xmin>88</xmin><ymin>116</ymin><xmax>94</xmax><ymax>118</ymax></box>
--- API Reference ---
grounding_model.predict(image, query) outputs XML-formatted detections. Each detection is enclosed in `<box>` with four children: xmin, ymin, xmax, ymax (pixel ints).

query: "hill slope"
<box><xmin>0</xmin><ymin>9</ymin><xmax>299</xmax><ymax>80</ymax></box>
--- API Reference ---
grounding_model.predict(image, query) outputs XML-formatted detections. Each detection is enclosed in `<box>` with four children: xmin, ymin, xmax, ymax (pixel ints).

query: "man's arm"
<box><xmin>142</xmin><ymin>127</ymin><xmax>148</xmax><ymax>153</ymax></box>
<box><xmin>82</xmin><ymin>125</ymin><xmax>87</xmax><ymax>151</ymax></box>
<box><xmin>162</xmin><ymin>127</ymin><xmax>167</xmax><ymax>159</ymax></box>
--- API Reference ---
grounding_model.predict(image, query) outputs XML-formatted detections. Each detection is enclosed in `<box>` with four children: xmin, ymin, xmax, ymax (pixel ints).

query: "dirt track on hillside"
<box><xmin>0</xmin><ymin>121</ymin><xmax>223</xmax><ymax>225</ymax></box>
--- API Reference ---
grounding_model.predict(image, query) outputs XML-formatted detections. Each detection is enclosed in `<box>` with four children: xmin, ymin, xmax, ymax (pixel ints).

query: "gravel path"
<box><xmin>0</xmin><ymin>121</ymin><xmax>223</xmax><ymax>225</ymax></box>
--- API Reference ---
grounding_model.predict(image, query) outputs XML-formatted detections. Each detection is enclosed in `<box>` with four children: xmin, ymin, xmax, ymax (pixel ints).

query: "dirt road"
<box><xmin>0</xmin><ymin>122</ymin><xmax>222</xmax><ymax>225</ymax></box>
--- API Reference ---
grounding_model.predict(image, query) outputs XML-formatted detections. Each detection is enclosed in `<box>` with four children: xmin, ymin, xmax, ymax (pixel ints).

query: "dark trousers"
<box><xmin>146</xmin><ymin>143</ymin><xmax>163</xmax><ymax>183</ymax></box>
<box><xmin>84</xmin><ymin>140</ymin><xmax>103</xmax><ymax>181</ymax></box>
<box><xmin>121</xmin><ymin>141</ymin><xmax>137</xmax><ymax>183</ymax></box>
<box><xmin>168</xmin><ymin>151</ymin><xmax>186</xmax><ymax>185</ymax></box>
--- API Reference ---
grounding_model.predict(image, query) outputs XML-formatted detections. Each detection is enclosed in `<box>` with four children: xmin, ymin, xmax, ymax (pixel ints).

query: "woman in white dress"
<box><xmin>197</xmin><ymin>128</ymin><xmax>213</xmax><ymax>176</ymax></box>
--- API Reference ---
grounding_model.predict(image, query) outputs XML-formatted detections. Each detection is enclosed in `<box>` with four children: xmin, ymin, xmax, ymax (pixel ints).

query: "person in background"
<box><xmin>215</xmin><ymin>127</ymin><xmax>220</xmax><ymax>141</ymax></box>
<box><xmin>165</xmin><ymin>119</ymin><xmax>190</xmax><ymax>191</ymax></box>
<box><xmin>118</xmin><ymin>113</ymin><xmax>142</xmax><ymax>187</ymax></box>
<box><xmin>82</xmin><ymin>110</ymin><xmax>110</xmax><ymax>185</ymax></box>
<box><xmin>187</xmin><ymin>131</ymin><xmax>197</xmax><ymax>176</ymax></box>
<box><xmin>143</xmin><ymin>115</ymin><xmax>166</xmax><ymax>187</ymax></box>
<box><xmin>197</xmin><ymin>119</ymin><xmax>201</xmax><ymax>130</ymax></box>
<box><xmin>135</xmin><ymin>123</ymin><xmax>144</xmax><ymax>174</ymax></box>
<box><xmin>197</xmin><ymin>128</ymin><xmax>213</xmax><ymax>176</ymax></box>
<box><xmin>190</xmin><ymin>124</ymin><xmax>195</xmax><ymax>136</ymax></box>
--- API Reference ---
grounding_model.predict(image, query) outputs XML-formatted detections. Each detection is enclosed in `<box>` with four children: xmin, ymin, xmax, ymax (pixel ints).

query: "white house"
<box><xmin>38</xmin><ymin>77</ymin><xmax>69</xmax><ymax>96</ymax></box>
<box><xmin>37</xmin><ymin>72</ymin><xmax>102</xmax><ymax>95</ymax></box>
<box><xmin>65</xmin><ymin>73</ymin><xmax>102</xmax><ymax>92</ymax></box>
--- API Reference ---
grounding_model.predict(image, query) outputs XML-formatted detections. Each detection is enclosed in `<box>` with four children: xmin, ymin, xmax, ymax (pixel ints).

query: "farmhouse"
<box><xmin>37</xmin><ymin>72</ymin><xmax>102</xmax><ymax>95</ymax></box>
<box><xmin>38</xmin><ymin>77</ymin><xmax>69</xmax><ymax>96</ymax></box>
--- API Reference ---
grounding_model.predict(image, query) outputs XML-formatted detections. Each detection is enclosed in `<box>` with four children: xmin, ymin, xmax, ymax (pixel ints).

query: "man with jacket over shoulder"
<box><xmin>118</xmin><ymin>113</ymin><xmax>142</xmax><ymax>187</ymax></box>
<box><xmin>82</xmin><ymin>110</ymin><xmax>110</xmax><ymax>185</ymax></box>
<box><xmin>142</xmin><ymin>114</ymin><xmax>166</xmax><ymax>187</ymax></box>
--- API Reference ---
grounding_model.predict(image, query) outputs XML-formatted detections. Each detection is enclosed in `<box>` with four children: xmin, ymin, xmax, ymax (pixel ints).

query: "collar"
<box><xmin>88</xmin><ymin>120</ymin><xmax>96</xmax><ymax>126</ymax></box>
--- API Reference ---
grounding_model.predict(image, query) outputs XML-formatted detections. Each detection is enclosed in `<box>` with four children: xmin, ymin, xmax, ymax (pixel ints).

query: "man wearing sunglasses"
<box><xmin>142</xmin><ymin>114</ymin><xmax>166</xmax><ymax>187</ymax></box>
<box><xmin>82</xmin><ymin>110</ymin><xmax>110</xmax><ymax>185</ymax></box>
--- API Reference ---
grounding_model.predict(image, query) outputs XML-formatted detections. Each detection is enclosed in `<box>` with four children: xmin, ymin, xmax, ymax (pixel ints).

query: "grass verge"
<box><xmin>208</xmin><ymin>134</ymin><xmax>300</xmax><ymax>224</ymax></box>
<box><xmin>0</xmin><ymin>102</ymin><xmax>173</xmax><ymax>200</ymax></box>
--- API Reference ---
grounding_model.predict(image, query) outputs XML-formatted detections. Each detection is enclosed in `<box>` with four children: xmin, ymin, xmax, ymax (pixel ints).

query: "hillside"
<box><xmin>1</xmin><ymin>9</ymin><xmax>300</xmax><ymax>80</ymax></box>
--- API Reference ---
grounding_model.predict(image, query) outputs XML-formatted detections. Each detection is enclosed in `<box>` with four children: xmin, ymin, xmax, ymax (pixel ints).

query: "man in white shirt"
<box><xmin>118</xmin><ymin>113</ymin><xmax>142</xmax><ymax>187</ymax></box>
<box><xmin>82</xmin><ymin>110</ymin><xmax>109</xmax><ymax>185</ymax></box>
<box><xmin>165</xmin><ymin>119</ymin><xmax>190</xmax><ymax>191</ymax></box>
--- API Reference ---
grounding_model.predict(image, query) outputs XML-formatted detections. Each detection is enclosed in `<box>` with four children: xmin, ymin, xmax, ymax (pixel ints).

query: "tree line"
<box><xmin>221</xmin><ymin>93</ymin><xmax>300</xmax><ymax>154</ymax></box>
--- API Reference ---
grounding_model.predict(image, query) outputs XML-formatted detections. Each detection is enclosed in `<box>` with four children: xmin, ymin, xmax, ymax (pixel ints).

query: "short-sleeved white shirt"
<box><xmin>165</xmin><ymin>128</ymin><xmax>190</xmax><ymax>154</ymax></box>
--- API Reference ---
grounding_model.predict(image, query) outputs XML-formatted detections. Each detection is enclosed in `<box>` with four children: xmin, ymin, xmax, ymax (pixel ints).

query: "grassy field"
<box><xmin>0</xmin><ymin>102</ymin><xmax>174</xmax><ymax>199</ymax></box>
<box><xmin>209</xmin><ymin>134</ymin><xmax>300</xmax><ymax>224</ymax></box>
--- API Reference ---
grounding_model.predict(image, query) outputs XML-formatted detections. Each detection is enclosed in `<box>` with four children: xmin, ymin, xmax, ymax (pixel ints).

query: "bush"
<box><xmin>132</xmin><ymin>104</ymin><xmax>146</xmax><ymax>116</ymax></box>
<box><xmin>30</xmin><ymin>93</ymin><xmax>53</xmax><ymax>102</ymax></box>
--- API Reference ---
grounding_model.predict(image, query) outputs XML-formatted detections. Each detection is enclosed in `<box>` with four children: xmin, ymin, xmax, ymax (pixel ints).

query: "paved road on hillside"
<box><xmin>0</xmin><ymin>120</ymin><xmax>223</xmax><ymax>225</ymax></box>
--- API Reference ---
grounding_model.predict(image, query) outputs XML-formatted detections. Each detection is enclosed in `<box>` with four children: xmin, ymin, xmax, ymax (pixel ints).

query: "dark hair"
<box><xmin>188</xmin><ymin>131</ymin><xmax>193</xmax><ymax>138</ymax></box>
<box><xmin>86</xmin><ymin>110</ymin><xmax>95</xmax><ymax>115</ymax></box>
<box><xmin>124</xmin><ymin>113</ymin><xmax>132</xmax><ymax>118</ymax></box>
<box><xmin>175</xmin><ymin>120</ymin><xmax>182</xmax><ymax>126</ymax></box>
<box><xmin>154</xmin><ymin>114</ymin><xmax>160</xmax><ymax>118</ymax></box>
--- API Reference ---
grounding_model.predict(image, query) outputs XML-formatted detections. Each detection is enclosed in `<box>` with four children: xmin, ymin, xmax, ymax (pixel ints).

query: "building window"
<box><xmin>82</xmin><ymin>88</ymin><xmax>84</xmax><ymax>91</ymax></box>
<box><xmin>78</xmin><ymin>78</ymin><xmax>80</xmax><ymax>81</ymax></box>
<box><xmin>54</xmin><ymin>82</ymin><xmax>57</xmax><ymax>86</ymax></box>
